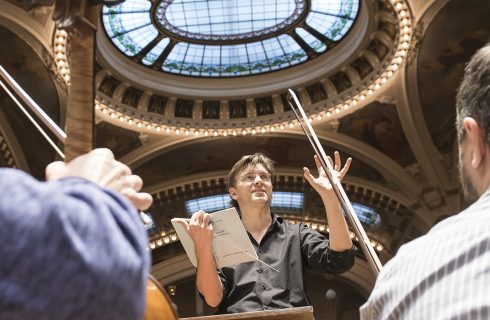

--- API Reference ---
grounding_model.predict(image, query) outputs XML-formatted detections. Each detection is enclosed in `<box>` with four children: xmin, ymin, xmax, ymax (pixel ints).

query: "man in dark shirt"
<box><xmin>179</xmin><ymin>152</ymin><xmax>355</xmax><ymax>313</ymax></box>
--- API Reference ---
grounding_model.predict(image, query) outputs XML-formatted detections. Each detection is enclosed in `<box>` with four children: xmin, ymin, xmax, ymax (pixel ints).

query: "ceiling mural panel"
<box><xmin>338</xmin><ymin>101</ymin><xmax>417</xmax><ymax>168</ymax></box>
<box><xmin>417</xmin><ymin>0</ymin><xmax>490</xmax><ymax>156</ymax></box>
<box><xmin>95</xmin><ymin>122</ymin><xmax>143</xmax><ymax>159</ymax></box>
<box><xmin>0</xmin><ymin>26</ymin><xmax>60</xmax><ymax>124</ymax></box>
<box><xmin>0</xmin><ymin>26</ymin><xmax>59</xmax><ymax>177</ymax></box>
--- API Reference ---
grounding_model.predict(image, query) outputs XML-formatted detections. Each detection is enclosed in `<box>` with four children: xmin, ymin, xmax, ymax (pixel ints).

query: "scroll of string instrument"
<box><xmin>286</xmin><ymin>89</ymin><xmax>383</xmax><ymax>276</ymax></box>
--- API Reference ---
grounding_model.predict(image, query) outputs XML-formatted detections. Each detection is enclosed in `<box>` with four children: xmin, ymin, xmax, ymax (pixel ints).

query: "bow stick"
<box><xmin>287</xmin><ymin>89</ymin><xmax>382</xmax><ymax>275</ymax></box>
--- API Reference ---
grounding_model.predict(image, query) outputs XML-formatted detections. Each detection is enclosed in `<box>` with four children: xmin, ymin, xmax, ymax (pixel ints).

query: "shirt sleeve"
<box><xmin>0</xmin><ymin>169</ymin><xmax>150</xmax><ymax>320</ymax></box>
<box><xmin>299</xmin><ymin>222</ymin><xmax>355</xmax><ymax>274</ymax></box>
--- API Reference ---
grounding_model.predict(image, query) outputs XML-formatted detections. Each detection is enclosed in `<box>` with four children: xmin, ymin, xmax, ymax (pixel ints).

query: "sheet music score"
<box><xmin>171</xmin><ymin>208</ymin><xmax>260</xmax><ymax>269</ymax></box>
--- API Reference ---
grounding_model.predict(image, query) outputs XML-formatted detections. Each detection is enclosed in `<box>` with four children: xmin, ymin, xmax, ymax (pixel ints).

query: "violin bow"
<box><xmin>287</xmin><ymin>89</ymin><xmax>382</xmax><ymax>275</ymax></box>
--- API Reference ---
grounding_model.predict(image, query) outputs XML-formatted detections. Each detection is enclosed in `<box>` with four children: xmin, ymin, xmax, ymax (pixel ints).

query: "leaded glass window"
<box><xmin>102</xmin><ymin>0</ymin><xmax>359</xmax><ymax>77</ymax></box>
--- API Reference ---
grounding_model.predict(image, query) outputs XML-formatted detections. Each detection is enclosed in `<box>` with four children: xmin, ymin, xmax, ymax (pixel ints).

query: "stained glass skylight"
<box><xmin>102</xmin><ymin>0</ymin><xmax>359</xmax><ymax>77</ymax></box>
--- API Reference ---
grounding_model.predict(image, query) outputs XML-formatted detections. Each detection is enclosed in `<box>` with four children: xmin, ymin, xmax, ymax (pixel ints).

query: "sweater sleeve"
<box><xmin>0</xmin><ymin>168</ymin><xmax>150</xmax><ymax>320</ymax></box>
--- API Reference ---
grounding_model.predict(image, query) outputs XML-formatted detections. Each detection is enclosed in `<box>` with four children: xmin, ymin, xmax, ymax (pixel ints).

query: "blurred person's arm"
<box><xmin>0</xmin><ymin>149</ymin><xmax>152</xmax><ymax>320</ymax></box>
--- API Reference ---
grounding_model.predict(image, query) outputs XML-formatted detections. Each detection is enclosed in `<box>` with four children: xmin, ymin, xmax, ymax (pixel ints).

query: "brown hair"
<box><xmin>227</xmin><ymin>153</ymin><xmax>275</xmax><ymax>208</ymax></box>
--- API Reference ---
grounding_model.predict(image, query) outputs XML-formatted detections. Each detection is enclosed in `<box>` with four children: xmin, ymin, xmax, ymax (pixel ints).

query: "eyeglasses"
<box><xmin>239</xmin><ymin>173</ymin><xmax>272</xmax><ymax>183</ymax></box>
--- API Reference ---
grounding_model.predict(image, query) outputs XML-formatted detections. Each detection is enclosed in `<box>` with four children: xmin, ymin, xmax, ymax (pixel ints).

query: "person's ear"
<box><xmin>229</xmin><ymin>187</ymin><xmax>238</xmax><ymax>200</ymax></box>
<box><xmin>463</xmin><ymin>117</ymin><xmax>485</xmax><ymax>169</ymax></box>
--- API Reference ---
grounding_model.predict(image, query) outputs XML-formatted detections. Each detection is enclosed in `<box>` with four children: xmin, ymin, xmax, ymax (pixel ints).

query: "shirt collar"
<box><xmin>269</xmin><ymin>212</ymin><xmax>284</xmax><ymax>232</ymax></box>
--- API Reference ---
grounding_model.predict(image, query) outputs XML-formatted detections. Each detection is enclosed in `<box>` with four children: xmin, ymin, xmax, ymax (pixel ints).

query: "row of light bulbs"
<box><xmin>53</xmin><ymin>0</ymin><xmax>412</xmax><ymax>137</ymax></box>
<box><xmin>148</xmin><ymin>217</ymin><xmax>385</xmax><ymax>252</ymax></box>
<box><xmin>53</xmin><ymin>29</ymin><xmax>71</xmax><ymax>84</ymax></box>
<box><xmin>284</xmin><ymin>217</ymin><xmax>385</xmax><ymax>252</ymax></box>
<box><xmin>149</xmin><ymin>231</ymin><xmax>178</xmax><ymax>249</ymax></box>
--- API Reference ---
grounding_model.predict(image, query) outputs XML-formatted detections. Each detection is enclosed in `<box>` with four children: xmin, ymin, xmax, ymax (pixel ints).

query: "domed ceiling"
<box><xmin>94</xmin><ymin>0</ymin><xmax>413</xmax><ymax>134</ymax></box>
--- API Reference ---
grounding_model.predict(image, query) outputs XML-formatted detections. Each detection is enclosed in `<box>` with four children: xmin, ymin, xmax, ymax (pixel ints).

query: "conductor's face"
<box><xmin>229</xmin><ymin>164</ymin><xmax>273</xmax><ymax>208</ymax></box>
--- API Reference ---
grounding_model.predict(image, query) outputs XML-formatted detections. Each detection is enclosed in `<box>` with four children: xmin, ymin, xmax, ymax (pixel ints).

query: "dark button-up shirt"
<box><xmin>216</xmin><ymin>213</ymin><xmax>355</xmax><ymax>314</ymax></box>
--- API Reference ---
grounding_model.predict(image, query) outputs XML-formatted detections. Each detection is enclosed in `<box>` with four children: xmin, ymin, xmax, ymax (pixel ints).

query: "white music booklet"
<box><xmin>171</xmin><ymin>207</ymin><xmax>259</xmax><ymax>269</ymax></box>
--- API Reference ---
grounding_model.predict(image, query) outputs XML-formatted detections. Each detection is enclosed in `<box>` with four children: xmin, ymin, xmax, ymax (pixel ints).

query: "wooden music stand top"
<box><xmin>180</xmin><ymin>306</ymin><xmax>313</xmax><ymax>320</ymax></box>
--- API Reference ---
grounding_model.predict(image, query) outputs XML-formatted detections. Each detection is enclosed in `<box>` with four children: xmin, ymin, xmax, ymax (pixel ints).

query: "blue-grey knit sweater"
<box><xmin>0</xmin><ymin>169</ymin><xmax>150</xmax><ymax>320</ymax></box>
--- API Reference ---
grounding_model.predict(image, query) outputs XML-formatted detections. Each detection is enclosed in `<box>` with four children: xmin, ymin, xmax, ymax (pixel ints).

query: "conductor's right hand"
<box><xmin>177</xmin><ymin>210</ymin><xmax>214</xmax><ymax>254</ymax></box>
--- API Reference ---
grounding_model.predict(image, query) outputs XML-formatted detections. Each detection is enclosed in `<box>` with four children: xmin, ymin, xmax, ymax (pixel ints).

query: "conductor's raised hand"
<box><xmin>303</xmin><ymin>151</ymin><xmax>352</xmax><ymax>199</ymax></box>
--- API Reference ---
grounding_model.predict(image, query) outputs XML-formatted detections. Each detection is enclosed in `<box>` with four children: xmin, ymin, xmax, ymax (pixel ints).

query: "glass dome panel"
<box><xmin>158</xmin><ymin>0</ymin><xmax>303</xmax><ymax>40</ymax></box>
<box><xmin>295</xmin><ymin>27</ymin><xmax>327</xmax><ymax>53</ymax></box>
<box><xmin>101</xmin><ymin>0</ymin><xmax>359</xmax><ymax>77</ymax></box>
<box><xmin>142</xmin><ymin>38</ymin><xmax>171</xmax><ymax>65</ymax></box>
<box><xmin>307</xmin><ymin>0</ymin><xmax>359</xmax><ymax>41</ymax></box>
<box><xmin>102</xmin><ymin>0</ymin><xmax>156</xmax><ymax>57</ymax></box>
